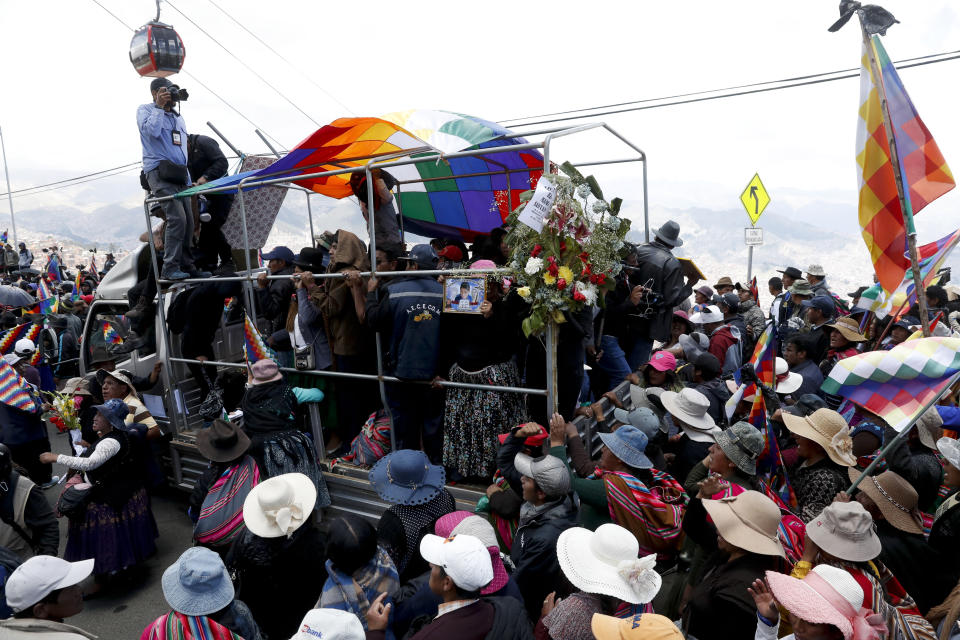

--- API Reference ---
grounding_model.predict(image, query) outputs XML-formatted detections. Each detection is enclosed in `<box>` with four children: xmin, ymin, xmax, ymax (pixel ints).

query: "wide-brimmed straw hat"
<box><xmin>702</xmin><ymin>490</ymin><xmax>785</xmax><ymax>557</ymax></box>
<box><xmin>765</xmin><ymin>564</ymin><xmax>881</xmax><ymax>640</ymax></box>
<box><xmin>660</xmin><ymin>388</ymin><xmax>720</xmax><ymax>442</ymax></box>
<box><xmin>806</xmin><ymin>501</ymin><xmax>881</xmax><ymax>562</ymax></box>
<box><xmin>774</xmin><ymin>357</ymin><xmax>803</xmax><ymax>395</ymax></box>
<box><xmin>61</xmin><ymin>377</ymin><xmax>91</xmax><ymax>397</ymax></box>
<box><xmin>557</xmin><ymin>524</ymin><xmax>662</xmax><ymax>604</ymax></box>
<box><xmin>161</xmin><ymin>547</ymin><xmax>235</xmax><ymax>616</ymax></box>
<box><xmin>369</xmin><ymin>449</ymin><xmax>445</xmax><ymax>506</ymax></box>
<box><xmin>915</xmin><ymin>408</ymin><xmax>943</xmax><ymax>450</ymax></box>
<box><xmin>242</xmin><ymin>473</ymin><xmax>316</xmax><ymax>539</ymax></box>
<box><xmin>599</xmin><ymin>425</ymin><xmax>653</xmax><ymax>470</ymax></box>
<box><xmin>716</xmin><ymin>422</ymin><xmax>764</xmax><ymax>476</ymax></box>
<box><xmin>782</xmin><ymin>408</ymin><xmax>856</xmax><ymax>466</ymax></box>
<box><xmin>848</xmin><ymin>469</ymin><xmax>923</xmax><ymax>535</ymax></box>
<box><xmin>435</xmin><ymin>512</ymin><xmax>508</xmax><ymax>595</ymax></box>
<box><xmin>196</xmin><ymin>418</ymin><xmax>251</xmax><ymax>463</ymax></box>
<box><xmin>826</xmin><ymin>316</ymin><xmax>867</xmax><ymax>343</ymax></box>
<box><xmin>938</xmin><ymin>436</ymin><xmax>960</xmax><ymax>471</ymax></box>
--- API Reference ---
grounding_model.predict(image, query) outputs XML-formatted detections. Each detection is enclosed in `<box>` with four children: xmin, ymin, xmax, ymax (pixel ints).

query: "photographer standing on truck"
<box><xmin>137</xmin><ymin>78</ymin><xmax>208</xmax><ymax>281</ymax></box>
<box><xmin>187</xmin><ymin>134</ymin><xmax>235</xmax><ymax>273</ymax></box>
<box><xmin>625</xmin><ymin>220</ymin><xmax>694</xmax><ymax>369</ymax></box>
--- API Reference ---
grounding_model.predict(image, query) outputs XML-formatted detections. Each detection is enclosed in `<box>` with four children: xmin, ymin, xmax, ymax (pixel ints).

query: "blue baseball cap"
<box><xmin>400</xmin><ymin>244</ymin><xmax>438</xmax><ymax>269</ymax></box>
<box><xmin>260</xmin><ymin>246</ymin><xmax>295</xmax><ymax>264</ymax></box>
<box><xmin>801</xmin><ymin>296</ymin><xmax>834</xmax><ymax>316</ymax></box>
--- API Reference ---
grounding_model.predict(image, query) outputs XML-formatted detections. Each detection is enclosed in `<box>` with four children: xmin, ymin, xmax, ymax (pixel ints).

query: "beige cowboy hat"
<box><xmin>660</xmin><ymin>388</ymin><xmax>721</xmax><ymax>442</ymax></box>
<box><xmin>242</xmin><ymin>473</ymin><xmax>316</xmax><ymax>539</ymax></box>
<box><xmin>848</xmin><ymin>469</ymin><xmax>924</xmax><ymax>535</ymax></box>
<box><xmin>702</xmin><ymin>490</ymin><xmax>785</xmax><ymax>557</ymax></box>
<box><xmin>782</xmin><ymin>408</ymin><xmax>856</xmax><ymax>466</ymax></box>
<box><xmin>826</xmin><ymin>316</ymin><xmax>867</xmax><ymax>343</ymax></box>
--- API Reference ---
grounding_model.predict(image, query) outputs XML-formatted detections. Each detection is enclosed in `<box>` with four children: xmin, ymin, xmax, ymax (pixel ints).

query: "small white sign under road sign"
<box><xmin>745</xmin><ymin>228</ymin><xmax>763</xmax><ymax>246</ymax></box>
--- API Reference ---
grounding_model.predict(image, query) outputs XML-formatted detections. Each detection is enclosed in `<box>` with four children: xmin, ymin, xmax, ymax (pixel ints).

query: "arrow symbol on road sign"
<box><xmin>750</xmin><ymin>186</ymin><xmax>759</xmax><ymax>215</ymax></box>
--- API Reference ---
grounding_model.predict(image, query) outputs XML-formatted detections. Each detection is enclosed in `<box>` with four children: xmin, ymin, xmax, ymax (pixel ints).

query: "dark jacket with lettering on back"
<box><xmin>366</xmin><ymin>275</ymin><xmax>443</xmax><ymax>380</ymax></box>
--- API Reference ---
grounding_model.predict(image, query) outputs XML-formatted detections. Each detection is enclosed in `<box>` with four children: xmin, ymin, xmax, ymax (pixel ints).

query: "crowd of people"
<box><xmin>0</xmin><ymin>76</ymin><xmax>957</xmax><ymax>637</ymax></box>
<box><xmin>0</xmin><ymin>210</ymin><xmax>958</xmax><ymax>640</ymax></box>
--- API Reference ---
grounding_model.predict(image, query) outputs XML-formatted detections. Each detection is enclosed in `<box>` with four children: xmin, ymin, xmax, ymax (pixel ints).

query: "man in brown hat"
<box><xmin>713</xmin><ymin>276</ymin><xmax>734</xmax><ymax>295</ymax></box>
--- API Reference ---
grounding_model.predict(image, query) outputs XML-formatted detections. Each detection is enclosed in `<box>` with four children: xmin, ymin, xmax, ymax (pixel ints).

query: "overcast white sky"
<box><xmin>0</xmin><ymin>0</ymin><xmax>958</xmax><ymax>253</ymax></box>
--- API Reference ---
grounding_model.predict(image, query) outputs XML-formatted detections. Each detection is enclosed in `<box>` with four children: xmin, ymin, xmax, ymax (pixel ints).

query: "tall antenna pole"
<box><xmin>0</xmin><ymin>126</ymin><xmax>18</xmax><ymax>247</ymax></box>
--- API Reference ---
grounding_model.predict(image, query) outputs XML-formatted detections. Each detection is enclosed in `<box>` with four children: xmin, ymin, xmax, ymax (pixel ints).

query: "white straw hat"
<box><xmin>774</xmin><ymin>357</ymin><xmax>803</xmax><ymax>395</ymax></box>
<box><xmin>242</xmin><ymin>473</ymin><xmax>316</xmax><ymax>539</ymax></box>
<box><xmin>556</xmin><ymin>524</ymin><xmax>662</xmax><ymax>604</ymax></box>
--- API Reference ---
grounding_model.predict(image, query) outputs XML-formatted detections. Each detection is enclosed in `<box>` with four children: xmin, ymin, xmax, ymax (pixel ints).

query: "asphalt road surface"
<box><xmin>43</xmin><ymin>426</ymin><xmax>196</xmax><ymax>639</ymax></box>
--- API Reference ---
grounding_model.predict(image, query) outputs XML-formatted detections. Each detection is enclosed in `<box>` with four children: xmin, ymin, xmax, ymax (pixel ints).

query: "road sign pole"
<box><xmin>747</xmin><ymin>243</ymin><xmax>754</xmax><ymax>284</ymax></box>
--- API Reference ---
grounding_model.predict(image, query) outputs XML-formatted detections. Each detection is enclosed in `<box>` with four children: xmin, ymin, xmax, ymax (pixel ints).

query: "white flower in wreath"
<box><xmin>592</xmin><ymin>200</ymin><xmax>609</xmax><ymax>214</ymax></box>
<box><xmin>524</xmin><ymin>257</ymin><xmax>544</xmax><ymax>275</ymax></box>
<box><xmin>576</xmin><ymin>183</ymin><xmax>592</xmax><ymax>198</ymax></box>
<box><xmin>576</xmin><ymin>280</ymin><xmax>598</xmax><ymax>305</ymax></box>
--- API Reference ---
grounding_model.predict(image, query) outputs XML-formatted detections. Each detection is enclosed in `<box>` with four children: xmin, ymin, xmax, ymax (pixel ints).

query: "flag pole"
<box><xmin>847</xmin><ymin>369</ymin><xmax>960</xmax><ymax>493</ymax></box>
<box><xmin>858</xmin><ymin>22</ymin><xmax>930</xmax><ymax>337</ymax></box>
<box><xmin>0</xmin><ymin>126</ymin><xmax>18</xmax><ymax>248</ymax></box>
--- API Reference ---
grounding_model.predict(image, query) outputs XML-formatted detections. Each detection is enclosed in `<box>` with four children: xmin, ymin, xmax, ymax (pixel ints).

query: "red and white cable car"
<box><xmin>129</xmin><ymin>2</ymin><xmax>185</xmax><ymax>78</ymax></box>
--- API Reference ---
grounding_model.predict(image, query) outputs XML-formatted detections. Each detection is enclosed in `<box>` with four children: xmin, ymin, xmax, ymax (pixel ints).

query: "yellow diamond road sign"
<box><xmin>740</xmin><ymin>173</ymin><xmax>770</xmax><ymax>225</ymax></box>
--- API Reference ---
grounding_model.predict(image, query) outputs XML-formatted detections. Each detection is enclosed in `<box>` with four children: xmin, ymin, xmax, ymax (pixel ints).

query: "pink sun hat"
<box><xmin>434</xmin><ymin>511</ymin><xmax>508</xmax><ymax>595</ymax></box>
<box><xmin>764</xmin><ymin>565</ymin><xmax>886</xmax><ymax>640</ymax></box>
<box><xmin>646</xmin><ymin>350</ymin><xmax>677</xmax><ymax>372</ymax></box>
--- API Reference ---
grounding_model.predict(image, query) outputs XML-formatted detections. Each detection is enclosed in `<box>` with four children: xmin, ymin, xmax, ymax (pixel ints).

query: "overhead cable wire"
<box><xmin>501</xmin><ymin>50</ymin><xmax>960</xmax><ymax>127</ymax></box>
<box><xmin>7</xmin><ymin>167</ymin><xmax>143</xmax><ymax>199</ymax></box>
<box><xmin>164</xmin><ymin>0</ymin><xmax>321</xmax><ymax>126</ymax></box>
<box><xmin>86</xmin><ymin>0</ymin><xmax>287</xmax><ymax>149</ymax></box>
<box><xmin>205</xmin><ymin>0</ymin><xmax>355</xmax><ymax>115</ymax></box>
<box><xmin>0</xmin><ymin>162</ymin><xmax>143</xmax><ymax>196</ymax></box>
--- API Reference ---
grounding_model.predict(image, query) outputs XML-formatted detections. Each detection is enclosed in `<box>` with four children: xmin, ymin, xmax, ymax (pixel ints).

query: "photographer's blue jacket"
<box><xmin>366</xmin><ymin>275</ymin><xmax>443</xmax><ymax>380</ymax></box>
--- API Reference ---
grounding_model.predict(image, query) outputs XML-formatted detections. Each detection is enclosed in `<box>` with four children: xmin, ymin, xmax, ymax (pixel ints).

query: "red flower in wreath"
<box><xmin>548</xmin><ymin>262</ymin><xmax>559</xmax><ymax>277</ymax></box>
<box><xmin>556</xmin><ymin>278</ymin><xmax>567</xmax><ymax>290</ymax></box>
<box><xmin>531</xmin><ymin>244</ymin><xmax>543</xmax><ymax>257</ymax></box>
<box><xmin>579</xmin><ymin>252</ymin><xmax>590</xmax><ymax>262</ymax></box>
<box><xmin>560</xmin><ymin>240</ymin><xmax>567</xmax><ymax>252</ymax></box>
<box><xmin>573</xmin><ymin>289</ymin><xmax>586</xmax><ymax>302</ymax></box>
<box><xmin>582</xmin><ymin>264</ymin><xmax>592</xmax><ymax>276</ymax></box>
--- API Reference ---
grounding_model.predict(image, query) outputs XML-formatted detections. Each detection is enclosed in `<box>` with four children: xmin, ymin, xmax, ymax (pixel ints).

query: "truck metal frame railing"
<box><xmin>141</xmin><ymin>121</ymin><xmax>649</xmax><ymax>453</ymax></box>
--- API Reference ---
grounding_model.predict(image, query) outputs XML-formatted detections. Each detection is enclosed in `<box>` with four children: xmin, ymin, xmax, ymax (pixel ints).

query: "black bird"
<box><xmin>828</xmin><ymin>1</ymin><xmax>899</xmax><ymax>35</ymax></box>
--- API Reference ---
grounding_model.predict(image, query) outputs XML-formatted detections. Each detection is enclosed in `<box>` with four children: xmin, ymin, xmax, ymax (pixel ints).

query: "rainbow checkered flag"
<box><xmin>0</xmin><ymin>356</ymin><xmax>37</xmax><ymax>412</ymax></box>
<box><xmin>821</xmin><ymin>337</ymin><xmax>960</xmax><ymax>431</ymax></box>
<box><xmin>725</xmin><ymin>321</ymin><xmax>777</xmax><ymax>420</ymax></box>
<box><xmin>1</xmin><ymin>230</ymin><xmax>7</xmax><ymax>244</ymax></box>
<box><xmin>856</xmin><ymin>35</ymin><xmax>955</xmax><ymax>296</ymax></box>
<box><xmin>0</xmin><ymin>322</ymin><xmax>31</xmax><ymax>355</ymax></box>
<box><xmin>72</xmin><ymin>270</ymin><xmax>82</xmax><ymax>304</ymax></box>
<box><xmin>36</xmin><ymin>278</ymin><xmax>57</xmax><ymax>315</ymax></box>
<box><xmin>102</xmin><ymin>321</ymin><xmax>123</xmax><ymax>345</ymax></box>
<box><xmin>243</xmin><ymin>313</ymin><xmax>276</xmax><ymax>364</ymax></box>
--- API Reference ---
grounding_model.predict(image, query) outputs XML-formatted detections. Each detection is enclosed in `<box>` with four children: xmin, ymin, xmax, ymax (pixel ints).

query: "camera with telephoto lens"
<box><xmin>166</xmin><ymin>85</ymin><xmax>189</xmax><ymax>102</ymax></box>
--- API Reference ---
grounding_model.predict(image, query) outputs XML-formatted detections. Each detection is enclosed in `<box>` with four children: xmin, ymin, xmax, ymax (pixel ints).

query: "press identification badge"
<box><xmin>171</xmin><ymin>130</ymin><xmax>182</xmax><ymax>146</ymax></box>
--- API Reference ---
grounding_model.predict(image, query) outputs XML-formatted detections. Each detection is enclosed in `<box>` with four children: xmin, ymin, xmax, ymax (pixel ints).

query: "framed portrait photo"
<box><xmin>443</xmin><ymin>277</ymin><xmax>487</xmax><ymax>314</ymax></box>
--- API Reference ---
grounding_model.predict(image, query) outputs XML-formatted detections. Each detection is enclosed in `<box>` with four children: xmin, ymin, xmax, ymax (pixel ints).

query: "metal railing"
<box><xmin>139</xmin><ymin>121</ymin><xmax>649</xmax><ymax>451</ymax></box>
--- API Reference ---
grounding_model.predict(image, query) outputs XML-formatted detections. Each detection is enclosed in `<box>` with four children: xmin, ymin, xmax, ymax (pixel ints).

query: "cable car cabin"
<box><xmin>129</xmin><ymin>22</ymin><xmax>185</xmax><ymax>78</ymax></box>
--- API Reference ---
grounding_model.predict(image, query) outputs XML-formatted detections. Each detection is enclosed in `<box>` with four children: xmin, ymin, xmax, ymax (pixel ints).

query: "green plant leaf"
<box><xmin>559</xmin><ymin>161</ymin><xmax>584</xmax><ymax>183</ymax></box>
<box><xmin>609</xmin><ymin>197</ymin><xmax>622</xmax><ymax>215</ymax></box>
<box><xmin>585</xmin><ymin>176</ymin><xmax>604</xmax><ymax>201</ymax></box>
<box><xmin>518</xmin><ymin>189</ymin><xmax>534</xmax><ymax>203</ymax></box>
<box><xmin>618</xmin><ymin>217</ymin><xmax>632</xmax><ymax>235</ymax></box>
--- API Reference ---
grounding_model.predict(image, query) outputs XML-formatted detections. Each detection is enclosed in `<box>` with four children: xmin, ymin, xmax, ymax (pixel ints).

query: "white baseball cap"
<box><xmin>3</xmin><ymin>353</ymin><xmax>21</xmax><ymax>366</ymax></box>
<box><xmin>689</xmin><ymin>305</ymin><xmax>723</xmax><ymax>324</ymax></box>
<box><xmin>419</xmin><ymin>534</ymin><xmax>494</xmax><ymax>593</ymax></box>
<box><xmin>14</xmin><ymin>338</ymin><xmax>35</xmax><ymax>357</ymax></box>
<box><xmin>289</xmin><ymin>608</ymin><xmax>365</xmax><ymax>640</ymax></box>
<box><xmin>5</xmin><ymin>556</ymin><xmax>94</xmax><ymax>613</ymax></box>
